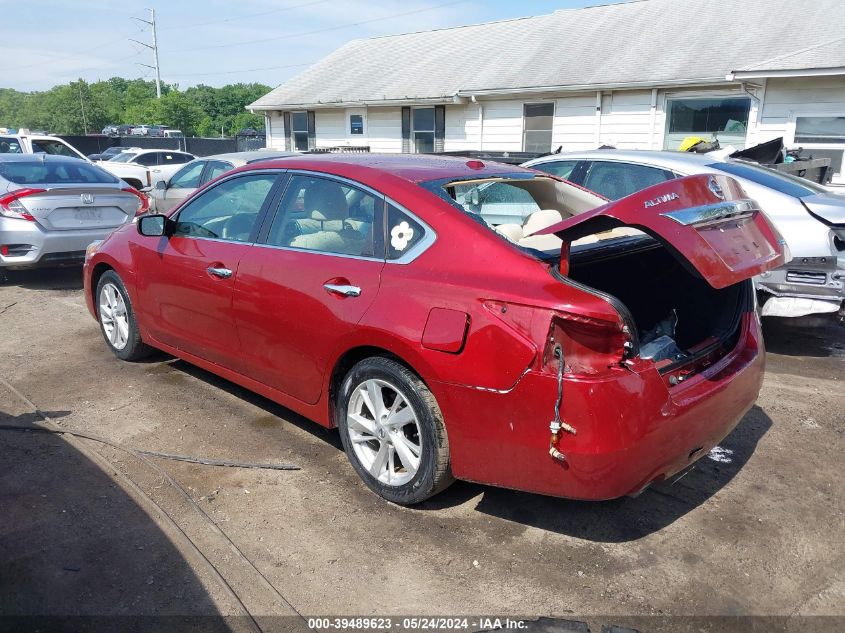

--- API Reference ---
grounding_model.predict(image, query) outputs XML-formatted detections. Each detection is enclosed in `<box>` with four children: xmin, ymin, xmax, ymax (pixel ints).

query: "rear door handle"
<box><xmin>207</xmin><ymin>266</ymin><xmax>233</xmax><ymax>279</ymax></box>
<box><xmin>323</xmin><ymin>283</ymin><xmax>361</xmax><ymax>297</ymax></box>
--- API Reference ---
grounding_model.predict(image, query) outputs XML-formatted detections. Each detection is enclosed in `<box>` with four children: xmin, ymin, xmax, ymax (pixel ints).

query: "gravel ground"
<box><xmin>0</xmin><ymin>267</ymin><xmax>843</xmax><ymax>632</ymax></box>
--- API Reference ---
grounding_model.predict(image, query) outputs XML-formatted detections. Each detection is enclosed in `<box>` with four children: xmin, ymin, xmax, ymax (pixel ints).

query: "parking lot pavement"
<box><xmin>1</xmin><ymin>267</ymin><xmax>843</xmax><ymax>624</ymax></box>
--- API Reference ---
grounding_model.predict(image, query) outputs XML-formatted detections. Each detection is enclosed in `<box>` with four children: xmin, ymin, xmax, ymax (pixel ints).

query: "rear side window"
<box><xmin>204</xmin><ymin>160</ymin><xmax>234</xmax><ymax>183</ymax></box>
<box><xmin>387</xmin><ymin>203</ymin><xmax>425</xmax><ymax>260</ymax></box>
<box><xmin>532</xmin><ymin>160</ymin><xmax>579</xmax><ymax>180</ymax></box>
<box><xmin>30</xmin><ymin>139</ymin><xmax>80</xmax><ymax>158</ymax></box>
<box><xmin>0</xmin><ymin>160</ymin><xmax>119</xmax><ymax>184</ymax></box>
<box><xmin>162</xmin><ymin>153</ymin><xmax>191</xmax><ymax>164</ymax></box>
<box><xmin>0</xmin><ymin>137</ymin><xmax>23</xmax><ymax>153</ymax></box>
<box><xmin>709</xmin><ymin>161</ymin><xmax>825</xmax><ymax>198</ymax></box>
<box><xmin>582</xmin><ymin>161</ymin><xmax>675</xmax><ymax>200</ymax></box>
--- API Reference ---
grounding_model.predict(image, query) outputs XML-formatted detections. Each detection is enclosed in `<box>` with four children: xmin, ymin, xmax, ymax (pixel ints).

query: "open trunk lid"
<box><xmin>541</xmin><ymin>174</ymin><xmax>788</xmax><ymax>289</ymax></box>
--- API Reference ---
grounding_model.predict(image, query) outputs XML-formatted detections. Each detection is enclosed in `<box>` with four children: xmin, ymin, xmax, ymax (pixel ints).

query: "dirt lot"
<box><xmin>1</xmin><ymin>267</ymin><xmax>843</xmax><ymax>632</ymax></box>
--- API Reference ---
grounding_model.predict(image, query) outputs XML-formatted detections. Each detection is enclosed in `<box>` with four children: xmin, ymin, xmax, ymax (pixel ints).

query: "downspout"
<box><xmin>472</xmin><ymin>95</ymin><xmax>484</xmax><ymax>150</ymax></box>
<box><xmin>648</xmin><ymin>88</ymin><xmax>658</xmax><ymax>149</ymax></box>
<box><xmin>265</xmin><ymin>113</ymin><xmax>272</xmax><ymax>149</ymax></box>
<box><xmin>594</xmin><ymin>91</ymin><xmax>602</xmax><ymax>147</ymax></box>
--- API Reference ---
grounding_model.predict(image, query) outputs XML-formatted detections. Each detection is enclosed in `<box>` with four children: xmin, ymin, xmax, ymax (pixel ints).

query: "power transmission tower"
<box><xmin>130</xmin><ymin>8</ymin><xmax>162</xmax><ymax>98</ymax></box>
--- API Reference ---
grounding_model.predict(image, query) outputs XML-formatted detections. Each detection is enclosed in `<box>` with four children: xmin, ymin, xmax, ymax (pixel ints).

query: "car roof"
<box><xmin>236</xmin><ymin>153</ymin><xmax>534</xmax><ymax>183</ymax></box>
<box><xmin>526</xmin><ymin>149</ymin><xmax>722</xmax><ymax>173</ymax></box>
<box><xmin>200</xmin><ymin>149</ymin><xmax>299</xmax><ymax>165</ymax></box>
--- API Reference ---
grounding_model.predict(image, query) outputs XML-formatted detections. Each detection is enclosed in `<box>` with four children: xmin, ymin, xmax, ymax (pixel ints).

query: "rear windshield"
<box><xmin>0</xmin><ymin>160</ymin><xmax>119</xmax><ymax>184</ymax></box>
<box><xmin>710</xmin><ymin>160</ymin><xmax>827</xmax><ymax>198</ymax></box>
<box><xmin>109</xmin><ymin>152</ymin><xmax>138</xmax><ymax>163</ymax></box>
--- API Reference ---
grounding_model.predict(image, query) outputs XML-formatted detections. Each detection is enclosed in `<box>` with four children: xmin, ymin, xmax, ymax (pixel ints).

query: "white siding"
<box><xmin>552</xmin><ymin>94</ymin><xmax>596</xmax><ymax>150</ymax></box>
<box><xmin>314</xmin><ymin>109</ymin><xmax>346</xmax><ymax>147</ymax></box>
<box><xmin>266</xmin><ymin>112</ymin><xmax>287</xmax><ymax>149</ymax></box>
<box><xmin>757</xmin><ymin>76</ymin><xmax>845</xmax><ymax>141</ymax></box>
<box><xmin>479</xmin><ymin>100</ymin><xmax>524</xmax><ymax>151</ymax></box>
<box><xmin>599</xmin><ymin>90</ymin><xmax>654</xmax><ymax>149</ymax></box>
<box><xmin>444</xmin><ymin>104</ymin><xmax>479</xmax><ymax>151</ymax></box>
<box><xmin>366</xmin><ymin>107</ymin><xmax>403</xmax><ymax>153</ymax></box>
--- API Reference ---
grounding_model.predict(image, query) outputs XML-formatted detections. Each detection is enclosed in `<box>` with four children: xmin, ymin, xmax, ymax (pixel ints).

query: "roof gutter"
<box><xmin>248</xmin><ymin>95</ymin><xmax>465</xmax><ymax>112</ymax></box>
<box><xmin>455</xmin><ymin>77</ymin><xmax>737</xmax><ymax>98</ymax></box>
<box><xmin>726</xmin><ymin>66</ymin><xmax>845</xmax><ymax>80</ymax></box>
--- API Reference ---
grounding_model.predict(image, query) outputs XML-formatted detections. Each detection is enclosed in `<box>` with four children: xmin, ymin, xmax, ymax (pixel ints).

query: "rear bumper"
<box><xmin>434</xmin><ymin>313</ymin><xmax>764</xmax><ymax>500</ymax></box>
<box><xmin>0</xmin><ymin>220</ymin><xmax>115</xmax><ymax>269</ymax></box>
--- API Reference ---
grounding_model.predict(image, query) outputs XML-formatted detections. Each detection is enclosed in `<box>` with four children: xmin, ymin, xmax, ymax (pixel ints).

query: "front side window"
<box><xmin>523</xmin><ymin>103</ymin><xmax>554</xmax><ymax>153</ymax></box>
<box><xmin>30</xmin><ymin>139</ymin><xmax>79</xmax><ymax>158</ymax></box>
<box><xmin>350</xmin><ymin>114</ymin><xmax>364</xmax><ymax>135</ymax></box>
<box><xmin>581</xmin><ymin>161</ymin><xmax>675</xmax><ymax>201</ymax></box>
<box><xmin>173</xmin><ymin>174</ymin><xmax>277</xmax><ymax>241</ymax></box>
<box><xmin>169</xmin><ymin>161</ymin><xmax>205</xmax><ymax>189</ymax></box>
<box><xmin>265</xmin><ymin>175</ymin><xmax>381</xmax><ymax>257</ymax></box>
<box><xmin>412</xmin><ymin>108</ymin><xmax>435</xmax><ymax>153</ymax></box>
<box><xmin>135</xmin><ymin>153</ymin><xmax>159</xmax><ymax>166</ymax></box>
<box><xmin>664</xmin><ymin>97</ymin><xmax>750</xmax><ymax>150</ymax></box>
<box><xmin>291</xmin><ymin>111</ymin><xmax>309</xmax><ymax>151</ymax></box>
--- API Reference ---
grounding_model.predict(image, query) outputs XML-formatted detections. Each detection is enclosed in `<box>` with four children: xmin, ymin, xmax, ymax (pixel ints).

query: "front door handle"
<box><xmin>207</xmin><ymin>266</ymin><xmax>233</xmax><ymax>279</ymax></box>
<box><xmin>324</xmin><ymin>283</ymin><xmax>361</xmax><ymax>297</ymax></box>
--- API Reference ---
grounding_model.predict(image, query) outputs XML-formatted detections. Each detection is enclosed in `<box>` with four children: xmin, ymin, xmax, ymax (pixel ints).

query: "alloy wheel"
<box><xmin>99</xmin><ymin>283</ymin><xmax>129</xmax><ymax>350</ymax></box>
<box><xmin>347</xmin><ymin>379</ymin><xmax>422</xmax><ymax>486</ymax></box>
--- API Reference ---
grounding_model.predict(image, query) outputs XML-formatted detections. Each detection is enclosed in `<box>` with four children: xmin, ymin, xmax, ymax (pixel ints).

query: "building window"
<box><xmin>523</xmin><ymin>103</ymin><xmax>554</xmax><ymax>153</ymax></box>
<box><xmin>664</xmin><ymin>97</ymin><xmax>750</xmax><ymax>150</ymax></box>
<box><xmin>793</xmin><ymin>115</ymin><xmax>845</xmax><ymax>178</ymax></box>
<box><xmin>350</xmin><ymin>114</ymin><xmax>364</xmax><ymax>136</ymax></box>
<box><xmin>412</xmin><ymin>107</ymin><xmax>435</xmax><ymax>153</ymax></box>
<box><xmin>291</xmin><ymin>111</ymin><xmax>309</xmax><ymax>151</ymax></box>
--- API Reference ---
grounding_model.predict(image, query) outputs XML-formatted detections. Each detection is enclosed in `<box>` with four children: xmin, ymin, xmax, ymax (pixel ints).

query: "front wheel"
<box><xmin>96</xmin><ymin>270</ymin><xmax>153</xmax><ymax>361</ymax></box>
<box><xmin>336</xmin><ymin>357</ymin><xmax>453</xmax><ymax>505</ymax></box>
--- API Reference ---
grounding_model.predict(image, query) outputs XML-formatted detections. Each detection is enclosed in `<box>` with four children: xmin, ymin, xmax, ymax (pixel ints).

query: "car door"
<box><xmin>153</xmin><ymin>160</ymin><xmax>206</xmax><ymax>213</ymax></box>
<box><xmin>134</xmin><ymin>171</ymin><xmax>282</xmax><ymax>370</ymax></box>
<box><xmin>233</xmin><ymin>173</ymin><xmax>386</xmax><ymax>404</ymax></box>
<box><xmin>580</xmin><ymin>160</ymin><xmax>677</xmax><ymax>201</ymax></box>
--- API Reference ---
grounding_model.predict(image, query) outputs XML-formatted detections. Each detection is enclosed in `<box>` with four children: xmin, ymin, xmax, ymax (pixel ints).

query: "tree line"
<box><xmin>0</xmin><ymin>78</ymin><xmax>270</xmax><ymax>137</ymax></box>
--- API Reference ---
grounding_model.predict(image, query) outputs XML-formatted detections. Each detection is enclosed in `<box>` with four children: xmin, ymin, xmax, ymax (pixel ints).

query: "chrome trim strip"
<box><xmin>660</xmin><ymin>200</ymin><xmax>757</xmax><ymax>227</ymax></box>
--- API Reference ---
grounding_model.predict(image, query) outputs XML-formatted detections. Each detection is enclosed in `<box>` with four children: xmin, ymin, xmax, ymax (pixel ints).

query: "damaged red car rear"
<box><xmin>83</xmin><ymin>155</ymin><xmax>786</xmax><ymax>505</ymax></box>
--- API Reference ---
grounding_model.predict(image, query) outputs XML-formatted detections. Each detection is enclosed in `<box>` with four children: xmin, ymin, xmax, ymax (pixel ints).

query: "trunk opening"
<box><xmin>563</xmin><ymin>237</ymin><xmax>749</xmax><ymax>371</ymax></box>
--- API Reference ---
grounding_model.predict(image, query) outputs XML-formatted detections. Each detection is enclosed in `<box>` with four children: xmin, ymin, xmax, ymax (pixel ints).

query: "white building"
<box><xmin>249</xmin><ymin>0</ymin><xmax>845</xmax><ymax>185</ymax></box>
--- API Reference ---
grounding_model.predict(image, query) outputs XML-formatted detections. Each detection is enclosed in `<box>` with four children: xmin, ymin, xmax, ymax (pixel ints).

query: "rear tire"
<box><xmin>336</xmin><ymin>357</ymin><xmax>453</xmax><ymax>505</ymax></box>
<box><xmin>96</xmin><ymin>270</ymin><xmax>153</xmax><ymax>361</ymax></box>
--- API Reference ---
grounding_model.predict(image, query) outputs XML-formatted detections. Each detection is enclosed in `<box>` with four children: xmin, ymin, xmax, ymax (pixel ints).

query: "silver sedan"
<box><xmin>0</xmin><ymin>154</ymin><xmax>146</xmax><ymax>269</ymax></box>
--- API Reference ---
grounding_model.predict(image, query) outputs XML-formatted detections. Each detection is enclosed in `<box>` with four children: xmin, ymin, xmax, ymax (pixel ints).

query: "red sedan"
<box><xmin>83</xmin><ymin>154</ymin><xmax>786</xmax><ymax>505</ymax></box>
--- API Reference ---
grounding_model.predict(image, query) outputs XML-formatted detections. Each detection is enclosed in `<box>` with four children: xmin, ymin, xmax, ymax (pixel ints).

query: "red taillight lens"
<box><xmin>0</xmin><ymin>188</ymin><xmax>46</xmax><ymax>221</ymax></box>
<box><xmin>546</xmin><ymin>312</ymin><xmax>629</xmax><ymax>377</ymax></box>
<box><xmin>122</xmin><ymin>187</ymin><xmax>150</xmax><ymax>216</ymax></box>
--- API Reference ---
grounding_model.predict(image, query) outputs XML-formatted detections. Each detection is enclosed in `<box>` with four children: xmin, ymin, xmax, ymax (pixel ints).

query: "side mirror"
<box><xmin>137</xmin><ymin>214</ymin><xmax>168</xmax><ymax>237</ymax></box>
<box><xmin>155</xmin><ymin>180</ymin><xmax>167</xmax><ymax>191</ymax></box>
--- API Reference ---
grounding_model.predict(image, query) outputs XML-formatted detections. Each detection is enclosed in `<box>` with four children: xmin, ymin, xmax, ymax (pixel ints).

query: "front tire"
<box><xmin>337</xmin><ymin>357</ymin><xmax>453</xmax><ymax>505</ymax></box>
<box><xmin>96</xmin><ymin>270</ymin><xmax>153</xmax><ymax>361</ymax></box>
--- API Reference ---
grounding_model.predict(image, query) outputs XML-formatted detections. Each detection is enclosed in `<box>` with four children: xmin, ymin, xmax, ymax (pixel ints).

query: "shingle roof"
<box><xmin>250</xmin><ymin>0</ymin><xmax>845</xmax><ymax>109</ymax></box>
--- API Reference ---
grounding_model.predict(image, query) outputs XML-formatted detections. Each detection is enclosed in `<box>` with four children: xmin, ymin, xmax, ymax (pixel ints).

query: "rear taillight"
<box><xmin>545</xmin><ymin>312</ymin><xmax>629</xmax><ymax>377</ymax></box>
<box><xmin>122</xmin><ymin>187</ymin><xmax>150</xmax><ymax>216</ymax></box>
<box><xmin>0</xmin><ymin>188</ymin><xmax>46</xmax><ymax>221</ymax></box>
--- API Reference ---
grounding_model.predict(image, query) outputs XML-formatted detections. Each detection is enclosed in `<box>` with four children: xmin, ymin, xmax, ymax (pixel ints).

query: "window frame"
<box><xmin>522</xmin><ymin>102</ymin><xmax>555</xmax><ymax>153</ymax></box>
<box><xmin>349</xmin><ymin>113</ymin><xmax>365</xmax><ymax>136</ymax></box>
<box><xmin>254</xmin><ymin>169</ymin><xmax>436</xmax><ymax>264</ymax></box>
<box><xmin>291</xmin><ymin>111</ymin><xmax>310</xmax><ymax>152</ymax></box>
<box><xmin>663</xmin><ymin>94</ymin><xmax>751</xmax><ymax>150</ymax></box>
<box><xmin>169</xmin><ymin>170</ymin><xmax>284</xmax><ymax>244</ymax></box>
<box><xmin>786</xmin><ymin>110</ymin><xmax>845</xmax><ymax>181</ymax></box>
<box><xmin>411</xmin><ymin>107</ymin><xmax>436</xmax><ymax>154</ymax></box>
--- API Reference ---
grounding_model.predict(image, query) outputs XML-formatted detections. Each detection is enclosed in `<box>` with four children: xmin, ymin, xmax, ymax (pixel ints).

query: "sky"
<box><xmin>1</xmin><ymin>0</ymin><xmax>628</xmax><ymax>92</ymax></box>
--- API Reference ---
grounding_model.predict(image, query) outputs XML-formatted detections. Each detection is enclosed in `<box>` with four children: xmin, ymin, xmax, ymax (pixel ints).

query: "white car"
<box><xmin>521</xmin><ymin>150</ymin><xmax>845</xmax><ymax>320</ymax></box>
<box><xmin>0</xmin><ymin>130</ymin><xmax>88</xmax><ymax>161</ymax></box>
<box><xmin>97</xmin><ymin>149</ymin><xmax>196</xmax><ymax>190</ymax></box>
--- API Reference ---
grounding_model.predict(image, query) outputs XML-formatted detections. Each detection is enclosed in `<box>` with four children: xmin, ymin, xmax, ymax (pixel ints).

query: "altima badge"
<box><xmin>81</xmin><ymin>193</ymin><xmax>95</xmax><ymax>205</ymax></box>
<box><xmin>708</xmin><ymin>176</ymin><xmax>725</xmax><ymax>200</ymax></box>
<box><xmin>644</xmin><ymin>192</ymin><xmax>679</xmax><ymax>208</ymax></box>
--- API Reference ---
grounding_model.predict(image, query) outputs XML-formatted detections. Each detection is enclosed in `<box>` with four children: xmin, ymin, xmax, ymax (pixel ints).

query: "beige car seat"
<box><xmin>493</xmin><ymin>209</ymin><xmax>564</xmax><ymax>251</ymax></box>
<box><xmin>289</xmin><ymin>181</ymin><xmax>366</xmax><ymax>255</ymax></box>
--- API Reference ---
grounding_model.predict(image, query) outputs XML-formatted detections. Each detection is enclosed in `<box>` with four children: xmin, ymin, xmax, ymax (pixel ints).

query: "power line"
<box><xmin>166</xmin><ymin>61</ymin><xmax>313</xmax><ymax>78</ymax></box>
<box><xmin>158</xmin><ymin>0</ymin><xmax>333</xmax><ymax>31</ymax></box>
<box><xmin>12</xmin><ymin>30</ymin><xmax>141</xmax><ymax>71</ymax></box>
<box><xmin>169</xmin><ymin>0</ymin><xmax>469</xmax><ymax>53</ymax></box>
